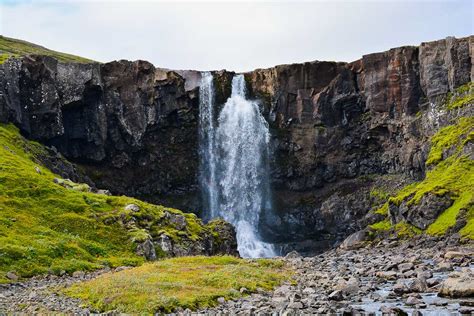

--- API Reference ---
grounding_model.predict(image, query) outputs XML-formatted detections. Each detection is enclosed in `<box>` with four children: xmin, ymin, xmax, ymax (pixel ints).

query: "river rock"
<box><xmin>339</xmin><ymin>229</ymin><xmax>368</xmax><ymax>250</ymax></box>
<box><xmin>439</xmin><ymin>272</ymin><xmax>474</xmax><ymax>298</ymax></box>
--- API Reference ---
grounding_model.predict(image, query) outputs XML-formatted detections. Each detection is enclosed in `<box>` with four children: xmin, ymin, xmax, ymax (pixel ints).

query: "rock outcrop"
<box><xmin>0</xmin><ymin>35</ymin><xmax>472</xmax><ymax>255</ymax></box>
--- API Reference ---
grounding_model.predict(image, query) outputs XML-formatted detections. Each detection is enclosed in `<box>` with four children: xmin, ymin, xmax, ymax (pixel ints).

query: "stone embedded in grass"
<box><xmin>6</xmin><ymin>271</ymin><xmax>18</xmax><ymax>281</ymax></box>
<box><xmin>53</xmin><ymin>178</ymin><xmax>91</xmax><ymax>192</ymax></box>
<box><xmin>124</xmin><ymin>204</ymin><xmax>140</xmax><ymax>212</ymax></box>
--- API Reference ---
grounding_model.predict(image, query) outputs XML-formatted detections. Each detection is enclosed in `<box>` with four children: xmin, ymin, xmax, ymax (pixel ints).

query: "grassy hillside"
<box><xmin>63</xmin><ymin>256</ymin><xmax>288</xmax><ymax>313</ymax></box>
<box><xmin>0</xmin><ymin>35</ymin><xmax>94</xmax><ymax>64</ymax></box>
<box><xmin>0</xmin><ymin>124</ymin><xmax>226</xmax><ymax>283</ymax></box>
<box><xmin>370</xmin><ymin>83</ymin><xmax>474</xmax><ymax>239</ymax></box>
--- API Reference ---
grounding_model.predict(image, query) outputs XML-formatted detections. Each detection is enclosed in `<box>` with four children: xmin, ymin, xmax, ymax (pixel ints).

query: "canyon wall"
<box><xmin>0</xmin><ymin>36</ymin><xmax>472</xmax><ymax>254</ymax></box>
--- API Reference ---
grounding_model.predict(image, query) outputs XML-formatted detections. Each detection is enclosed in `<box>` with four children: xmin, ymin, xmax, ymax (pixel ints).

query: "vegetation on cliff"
<box><xmin>63</xmin><ymin>256</ymin><xmax>289</xmax><ymax>313</ymax></box>
<box><xmin>0</xmin><ymin>35</ymin><xmax>94</xmax><ymax>64</ymax></box>
<box><xmin>0</xmin><ymin>124</ymin><xmax>231</xmax><ymax>283</ymax></box>
<box><xmin>370</xmin><ymin>86</ymin><xmax>474</xmax><ymax>240</ymax></box>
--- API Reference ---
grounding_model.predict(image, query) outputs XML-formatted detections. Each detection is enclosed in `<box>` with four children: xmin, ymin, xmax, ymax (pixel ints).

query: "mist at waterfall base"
<box><xmin>199</xmin><ymin>73</ymin><xmax>276</xmax><ymax>258</ymax></box>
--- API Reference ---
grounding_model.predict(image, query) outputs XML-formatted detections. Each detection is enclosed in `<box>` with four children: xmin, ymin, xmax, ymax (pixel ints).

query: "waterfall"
<box><xmin>199</xmin><ymin>73</ymin><xmax>275</xmax><ymax>258</ymax></box>
<box><xmin>198</xmin><ymin>72</ymin><xmax>218</xmax><ymax>219</ymax></box>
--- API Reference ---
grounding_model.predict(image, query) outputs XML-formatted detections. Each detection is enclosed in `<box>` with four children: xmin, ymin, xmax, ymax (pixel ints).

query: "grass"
<box><xmin>62</xmin><ymin>256</ymin><xmax>289</xmax><ymax>313</ymax></box>
<box><xmin>0</xmin><ymin>124</ymin><xmax>226</xmax><ymax>283</ymax></box>
<box><xmin>0</xmin><ymin>35</ymin><xmax>94</xmax><ymax>64</ymax></box>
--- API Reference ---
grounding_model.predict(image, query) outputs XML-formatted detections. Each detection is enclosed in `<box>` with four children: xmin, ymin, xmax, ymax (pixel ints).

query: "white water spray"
<box><xmin>199</xmin><ymin>73</ymin><xmax>275</xmax><ymax>258</ymax></box>
<box><xmin>198</xmin><ymin>72</ymin><xmax>218</xmax><ymax>218</ymax></box>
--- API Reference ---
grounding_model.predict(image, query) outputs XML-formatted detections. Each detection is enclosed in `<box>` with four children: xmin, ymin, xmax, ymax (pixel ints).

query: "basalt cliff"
<box><xmin>1</xmin><ymin>35</ymin><xmax>473</xmax><ymax>254</ymax></box>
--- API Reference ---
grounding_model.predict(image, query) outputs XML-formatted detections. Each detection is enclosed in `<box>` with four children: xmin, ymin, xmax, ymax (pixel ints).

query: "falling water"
<box><xmin>198</xmin><ymin>72</ymin><xmax>218</xmax><ymax>219</ymax></box>
<box><xmin>198</xmin><ymin>73</ymin><xmax>275</xmax><ymax>258</ymax></box>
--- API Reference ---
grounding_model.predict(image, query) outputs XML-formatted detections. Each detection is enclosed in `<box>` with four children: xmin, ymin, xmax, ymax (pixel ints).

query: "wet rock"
<box><xmin>435</xmin><ymin>261</ymin><xmax>453</xmax><ymax>272</ymax></box>
<box><xmin>393</xmin><ymin>281</ymin><xmax>409</xmax><ymax>295</ymax></box>
<box><xmin>406</xmin><ymin>296</ymin><xmax>422</xmax><ymax>305</ymax></box>
<box><xmin>407</xmin><ymin>278</ymin><xmax>428</xmax><ymax>293</ymax></box>
<box><xmin>427</xmin><ymin>277</ymin><xmax>442</xmax><ymax>287</ymax></box>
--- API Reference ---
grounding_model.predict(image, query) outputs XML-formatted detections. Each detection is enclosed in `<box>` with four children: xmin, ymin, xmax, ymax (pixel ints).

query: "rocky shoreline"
<box><xmin>1</xmin><ymin>237</ymin><xmax>473</xmax><ymax>315</ymax></box>
<box><xmin>199</xmin><ymin>237</ymin><xmax>474</xmax><ymax>315</ymax></box>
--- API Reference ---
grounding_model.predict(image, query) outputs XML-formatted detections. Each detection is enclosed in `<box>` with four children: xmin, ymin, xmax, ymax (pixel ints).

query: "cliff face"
<box><xmin>0</xmin><ymin>57</ymin><xmax>203</xmax><ymax>211</ymax></box>
<box><xmin>1</xmin><ymin>36</ymin><xmax>472</xmax><ymax>254</ymax></box>
<box><xmin>245</xmin><ymin>36</ymin><xmax>472</xmax><ymax>251</ymax></box>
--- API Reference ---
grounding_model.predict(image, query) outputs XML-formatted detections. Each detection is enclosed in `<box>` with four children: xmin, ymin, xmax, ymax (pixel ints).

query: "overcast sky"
<box><xmin>0</xmin><ymin>0</ymin><xmax>472</xmax><ymax>71</ymax></box>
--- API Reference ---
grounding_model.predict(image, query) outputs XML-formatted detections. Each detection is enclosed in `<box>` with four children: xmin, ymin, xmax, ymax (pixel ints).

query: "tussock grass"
<box><xmin>63</xmin><ymin>256</ymin><xmax>289</xmax><ymax>313</ymax></box>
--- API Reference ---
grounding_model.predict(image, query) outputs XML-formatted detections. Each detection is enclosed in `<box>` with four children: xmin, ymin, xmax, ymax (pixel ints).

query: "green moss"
<box><xmin>0</xmin><ymin>35</ymin><xmax>94</xmax><ymax>64</ymax></box>
<box><xmin>368</xmin><ymin>114</ymin><xmax>473</xmax><ymax>240</ymax></box>
<box><xmin>394</xmin><ymin>222</ymin><xmax>422</xmax><ymax>238</ymax></box>
<box><xmin>0</xmin><ymin>123</ymin><xmax>221</xmax><ymax>282</ymax></box>
<box><xmin>369</xmin><ymin>220</ymin><xmax>391</xmax><ymax>231</ymax></box>
<box><xmin>445</xmin><ymin>82</ymin><xmax>474</xmax><ymax>110</ymax></box>
<box><xmin>62</xmin><ymin>256</ymin><xmax>289</xmax><ymax>313</ymax></box>
<box><xmin>426</xmin><ymin>117</ymin><xmax>474</xmax><ymax>166</ymax></box>
<box><xmin>426</xmin><ymin>191</ymin><xmax>473</xmax><ymax>236</ymax></box>
<box><xmin>370</xmin><ymin>188</ymin><xmax>390</xmax><ymax>202</ymax></box>
<box><xmin>460</xmin><ymin>205</ymin><xmax>474</xmax><ymax>240</ymax></box>
<box><xmin>374</xmin><ymin>203</ymin><xmax>389</xmax><ymax>215</ymax></box>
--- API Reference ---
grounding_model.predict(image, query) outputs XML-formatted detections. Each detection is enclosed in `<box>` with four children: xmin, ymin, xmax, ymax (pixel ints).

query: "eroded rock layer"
<box><xmin>0</xmin><ymin>36</ymin><xmax>472</xmax><ymax>254</ymax></box>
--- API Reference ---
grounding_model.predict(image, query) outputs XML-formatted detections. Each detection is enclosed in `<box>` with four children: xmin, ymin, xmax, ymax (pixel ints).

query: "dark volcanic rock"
<box><xmin>389</xmin><ymin>193</ymin><xmax>454</xmax><ymax>229</ymax></box>
<box><xmin>0</xmin><ymin>35</ymin><xmax>472</xmax><ymax>254</ymax></box>
<box><xmin>0</xmin><ymin>56</ymin><xmax>202</xmax><ymax>213</ymax></box>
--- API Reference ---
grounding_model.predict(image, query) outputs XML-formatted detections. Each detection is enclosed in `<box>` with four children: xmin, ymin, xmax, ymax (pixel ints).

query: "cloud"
<box><xmin>1</xmin><ymin>0</ymin><xmax>472</xmax><ymax>71</ymax></box>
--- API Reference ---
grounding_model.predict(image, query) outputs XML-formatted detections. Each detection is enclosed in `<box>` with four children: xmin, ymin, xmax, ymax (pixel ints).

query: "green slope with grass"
<box><xmin>370</xmin><ymin>83</ymin><xmax>474</xmax><ymax>239</ymax></box>
<box><xmin>0</xmin><ymin>35</ymin><xmax>94</xmax><ymax>64</ymax></box>
<box><xmin>0</xmin><ymin>124</ymin><xmax>226</xmax><ymax>283</ymax></box>
<box><xmin>63</xmin><ymin>256</ymin><xmax>289</xmax><ymax>313</ymax></box>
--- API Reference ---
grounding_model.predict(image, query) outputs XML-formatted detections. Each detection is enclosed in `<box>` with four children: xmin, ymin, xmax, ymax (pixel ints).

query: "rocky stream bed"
<box><xmin>1</xmin><ymin>237</ymin><xmax>473</xmax><ymax>315</ymax></box>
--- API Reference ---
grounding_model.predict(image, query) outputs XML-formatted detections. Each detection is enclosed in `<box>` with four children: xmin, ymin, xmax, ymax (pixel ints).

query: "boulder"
<box><xmin>339</xmin><ymin>229</ymin><xmax>369</xmax><ymax>250</ymax></box>
<box><xmin>439</xmin><ymin>272</ymin><xmax>474</xmax><ymax>298</ymax></box>
<box><xmin>408</xmin><ymin>278</ymin><xmax>428</xmax><ymax>293</ymax></box>
<box><xmin>135</xmin><ymin>238</ymin><xmax>157</xmax><ymax>260</ymax></box>
<box><xmin>390</xmin><ymin>193</ymin><xmax>453</xmax><ymax>229</ymax></box>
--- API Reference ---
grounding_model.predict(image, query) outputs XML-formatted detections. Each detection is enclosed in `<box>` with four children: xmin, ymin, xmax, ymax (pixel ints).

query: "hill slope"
<box><xmin>0</xmin><ymin>35</ymin><xmax>94</xmax><ymax>64</ymax></box>
<box><xmin>0</xmin><ymin>124</ymin><xmax>236</xmax><ymax>283</ymax></box>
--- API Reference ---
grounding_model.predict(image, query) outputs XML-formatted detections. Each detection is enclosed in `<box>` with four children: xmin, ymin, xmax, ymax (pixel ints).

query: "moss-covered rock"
<box><xmin>367</xmin><ymin>88</ymin><xmax>473</xmax><ymax>241</ymax></box>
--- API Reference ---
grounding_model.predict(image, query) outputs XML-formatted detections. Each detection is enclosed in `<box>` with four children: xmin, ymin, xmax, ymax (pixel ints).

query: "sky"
<box><xmin>0</xmin><ymin>0</ymin><xmax>472</xmax><ymax>72</ymax></box>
